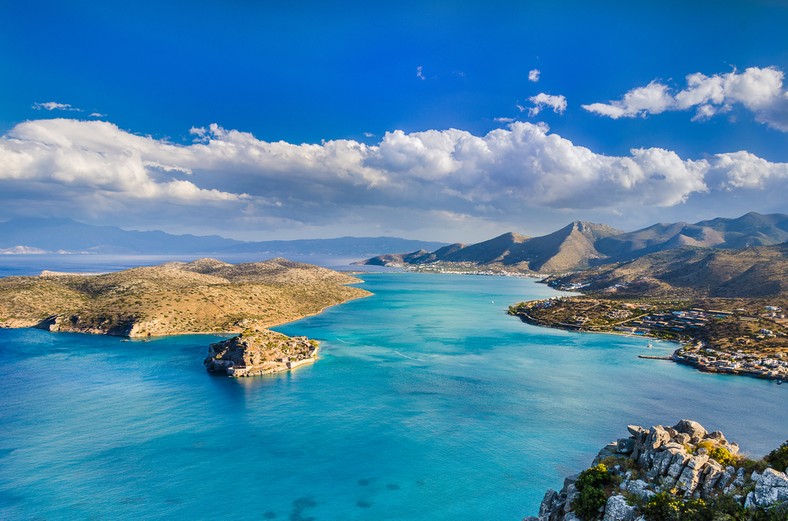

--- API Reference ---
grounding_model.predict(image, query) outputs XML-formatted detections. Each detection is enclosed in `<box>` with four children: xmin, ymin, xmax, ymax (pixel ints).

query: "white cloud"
<box><xmin>0</xmin><ymin>118</ymin><xmax>785</xmax><ymax>236</ymax></box>
<box><xmin>89</xmin><ymin>112</ymin><xmax>106</xmax><ymax>118</ymax></box>
<box><xmin>527</xmin><ymin>93</ymin><xmax>567</xmax><ymax>116</ymax></box>
<box><xmin>583</xmin><ymin>66</ymin><xmax>788</xmax><ymax>131</ymax></box>
<box><xmin>528</xmin><ymin>69</ymin><xmax>540</xmax><ymax>82</ymax></box>
<box><xmin>363</xmin><ymin>132</ymin><xmax>375</xmax><ymax>138</ymax></box>
<box><xmin>416</xmin><ymin>66</ymin><xmax>425</xmax><ymax>80</ymax></box>
<box><xmin>494</xmin><ymin>117</ymin><xmax>515</xmax><ymax>123</ymax></box>
<box><xmin>32</xmin><ymin>101</ymin><xmax>82</xmax><ymax>112</ymax></box>
<box><xmin>582</xmin><ymin>81</ymin><xmax>673</xmax><ymax>119</ymax></box>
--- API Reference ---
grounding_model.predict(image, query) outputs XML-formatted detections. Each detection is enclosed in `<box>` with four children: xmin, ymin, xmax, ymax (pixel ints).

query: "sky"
<box><xmin>0</xmin><ymin>0</ymin><xmax>787</xmax><ymax>242</ymax></box>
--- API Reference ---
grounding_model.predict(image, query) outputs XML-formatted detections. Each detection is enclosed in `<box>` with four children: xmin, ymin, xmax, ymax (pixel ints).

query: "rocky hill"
<box><xmin>594</xmin><ymin>212</ymin><xmax>788</xmax><ymax>262</ymax></box>
<box><xmin>543</xmin><ymin>243</ymin><xmax>788</xmax><ymax>299</ymax></box>
<box><xmin>357</xmin><ymin>212</ymin><xmax>787</xmax><ymax>274</ymax></box>
<box><xmin>528</xmin><ymin>420</ymin><xmax>788</xmax><ymax>521</ymax></box>
<box><xmin>0</xmin><ymin>258</ymin><xmax>369</xmax><ymax>337</ymax></box>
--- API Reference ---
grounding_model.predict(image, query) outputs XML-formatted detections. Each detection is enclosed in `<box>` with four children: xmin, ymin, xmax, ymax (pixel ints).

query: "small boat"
<box><xmin>647</xmin><ymin>342</ymin><xmax>653</xmax><ymax>349</ymax></box>
<box><xmin>777</xmin><ymin>380</ymin><xmax>783</xmax><ymax>385</ymax></box>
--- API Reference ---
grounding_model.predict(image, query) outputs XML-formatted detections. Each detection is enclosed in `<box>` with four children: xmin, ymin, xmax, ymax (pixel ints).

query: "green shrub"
<box><xmin>643</xmin><ymin>492</ymin><xmax>683</xmax><ymax>521</ymax></box>
<box><xmin>577</xmin><ymin>463</ymin><xmax>612</xmax><ymax>490</ymax></box>
<box><xmin>574</xmin><ymin>464</ymin><xmax>613</xmax><ymax>520</ymax></box>
<box><xmin>764</xmin><ymin>440</ymin><xmax>788</xmax><ymax>472</ymax></box>
<box><xmin>574</xmin><ymin>486</ymin><xmax>608</xmax><ymax>521</ymax></box>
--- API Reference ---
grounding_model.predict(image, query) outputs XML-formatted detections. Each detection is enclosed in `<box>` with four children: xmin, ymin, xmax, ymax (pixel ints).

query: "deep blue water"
<box><xmin>0</xmin><ymin>272</ymin><xmax>785</xmax><ymax>520</ymax></box>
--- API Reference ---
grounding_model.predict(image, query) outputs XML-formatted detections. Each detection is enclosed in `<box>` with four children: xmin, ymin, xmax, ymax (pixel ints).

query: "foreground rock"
<box><xmin>527</xmin><ymin>420</ymin><xmax>788</xmax><ymax>521</ymax></box>
<box><xmin>204</xmin><ymin>329</ymin><xmax>319</xmax><ymax>377</ymax></box>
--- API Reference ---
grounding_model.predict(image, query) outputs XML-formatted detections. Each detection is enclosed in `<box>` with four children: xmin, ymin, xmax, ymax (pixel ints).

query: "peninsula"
<box><xmin>0</xmin><ymin>257</ymin><xmax>370</xmax><ymax>376</ymax></box>
<box><xmin>509</xmin><ymin>244</ymin><xmax>787</xmax><ymax>380</ymax></box>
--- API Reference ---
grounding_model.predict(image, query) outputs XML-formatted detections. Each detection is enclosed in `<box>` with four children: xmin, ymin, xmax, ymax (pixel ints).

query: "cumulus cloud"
<box><xmin>528</xmin><ymin>69</ymin><xmax>540</xmax><ymax>82</ymax></box>
<box><xmin>527</xmin><ymin>93</ymin><xmax>567</xmax><ymax>116</ymax></box>
<box><xmin>582</xmin><ymin>66</ymin><xmax>788</xmax><ymax>131</ymax></box>
<box><xmin>32</xmin><ymin>101</ymin><xmax>82</xmax><ymax>112</ymax></box>
<box><xmin>0</xmin><ymin>118</ymin><xmax>785</xmax><ymax>237</ymax></box>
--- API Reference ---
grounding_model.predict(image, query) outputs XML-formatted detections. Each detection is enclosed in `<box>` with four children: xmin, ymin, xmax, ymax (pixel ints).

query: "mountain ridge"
<box><xmin>358</xmin><ymin>212</ymin><xmax>788</xmax><ymax>274</ymax></box>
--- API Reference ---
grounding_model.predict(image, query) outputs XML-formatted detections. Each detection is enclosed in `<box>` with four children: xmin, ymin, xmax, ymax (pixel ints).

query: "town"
<box><xmin>508</xmin><ymin>297</ymin><xmax>787</xmax><ymax>381</ymax></box>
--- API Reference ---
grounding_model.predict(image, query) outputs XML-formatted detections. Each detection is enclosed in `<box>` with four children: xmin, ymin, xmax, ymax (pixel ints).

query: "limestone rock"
<box><xmin>673</xmin><ymin>420</ymin><xmax>707</xmax><ymax>440</ymax></box>
<box><xmin>602</xmin><ymin>495</ymin><xmax>635</xmax><ymax>521</ymax></box>
<box><xmin>751</xmin><ymin>468</ymin><xmax>788</xmax><ymax>508</ymax></box>
<box><xmin>620</xmin><ymin>479</ymin><xmax>654</xmax><ymax>500</ymax></box>
<box><xmin>676</xmin><ymin>454</ymin><xmax>709</xmax><ymax>494</ymax></box>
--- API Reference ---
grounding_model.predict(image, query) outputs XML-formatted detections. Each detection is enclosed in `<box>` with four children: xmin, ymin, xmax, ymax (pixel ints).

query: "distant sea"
<box><xmin>0</xmin><ymin>253</ymin><xmax>392</xmax><ymax>277</ymax></box>
<box><xmin>0</xmin><ymin>265</ymin><xmax>785</xmax><ymax>520</ymax></box>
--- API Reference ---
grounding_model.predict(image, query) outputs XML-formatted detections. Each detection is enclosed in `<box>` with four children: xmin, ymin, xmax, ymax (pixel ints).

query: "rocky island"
<box><xmin>205</xmin><ymin>328</ymin><xmax>320</xmax><ymax>377</ymax></box>
<box><xmin>528</xmin><ymin>420</ymin><xmax>788</xmax><ymax>521</ymax></box>
<box><xmin>0</xmin><ymin>257</ymin><xmax>370</xmax><ymax>375</ymax></box>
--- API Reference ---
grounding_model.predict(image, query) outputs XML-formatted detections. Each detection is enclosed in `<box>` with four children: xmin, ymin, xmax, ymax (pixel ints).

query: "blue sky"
<box><xmin>0</xmin><ymin>1</ymin><xmax>786</xmax><ymax>241</ymax></box>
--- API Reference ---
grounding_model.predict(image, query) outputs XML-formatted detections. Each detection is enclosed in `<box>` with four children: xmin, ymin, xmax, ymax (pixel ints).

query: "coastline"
<box><xmin>509</xmin><ymin>301</ymin><xmax>787</xmax><ymax>381</ymax></box>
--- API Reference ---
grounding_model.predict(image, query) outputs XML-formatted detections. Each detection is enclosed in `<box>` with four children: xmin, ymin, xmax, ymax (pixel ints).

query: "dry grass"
<box><xmin>0</xmin><ymin>258</ymin><xmax>370</xmax><ymax>337</ymax></box>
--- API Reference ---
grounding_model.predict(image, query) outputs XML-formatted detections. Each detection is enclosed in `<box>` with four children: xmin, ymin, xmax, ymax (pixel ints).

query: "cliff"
<box><xmin>528</xmin><ymin>420</ymin><xmax>788</xmax><ymax>521</ymax></box>
<box><xmin>204</xmin><ymin>328</ymin><xmax>319</xmax><ymax>377</ymax></box>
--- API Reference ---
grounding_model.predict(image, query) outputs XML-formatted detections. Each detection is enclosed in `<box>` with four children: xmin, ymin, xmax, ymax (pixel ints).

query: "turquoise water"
<box><xmin>0</xmin><ymin>273</ymin><xmax>785</xmax><ymax>520</ymax></box>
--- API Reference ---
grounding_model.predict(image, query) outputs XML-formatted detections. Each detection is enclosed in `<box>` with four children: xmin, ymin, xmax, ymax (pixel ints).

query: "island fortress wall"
<box><xmin>527</xmin><ymin>420</ymin><xmax>788</xmax><ymax>521</ymax></box>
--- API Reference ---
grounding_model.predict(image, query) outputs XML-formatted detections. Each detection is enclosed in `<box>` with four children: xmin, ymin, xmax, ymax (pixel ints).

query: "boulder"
<box><xmin>705</xmin><ymin>431</ymin><xmax>727</xmax><ymax>443</ymax></box>
<box><xmin>676</xmin><ymin>454</ymin><xmax>709</xmax><ymax>494</ymax></box>
<box><xmin>673</xmin><ymin>420</ymin><xmax>707</xmax><ymax>440</ymax></box>
<box><xmin>620</xmin><ymin>479</ymin><xmax>655</xmax><ymax>500</ymax></box>
<box><xmin>700</xmin><ymin>459</ymin><xmax>725</xmax><ymax>497</ymax></box>
<box><xmin>645</xmin><ymin>426</ymin><xmax>671</xmax><ymax>451</ymax></box>
<box><xmin>602</xmin><ymin>495</ymin><xmax>636</xmax><ymax>521</ymax></box>
<box><xmin>667</xmin><ymin>451</ymin><xmax>693</xmax><ymax>479</ymax></box>
<box><xmin>750</xmin><ymin>468</ymin><xmax>788</xmax><ymax>508</ymax></box>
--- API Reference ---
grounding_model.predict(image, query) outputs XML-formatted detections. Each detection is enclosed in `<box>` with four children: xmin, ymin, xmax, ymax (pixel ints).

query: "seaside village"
<box><xmin>616</xmin><ymin>307</ymin><xmax>786</xmax><ymax>380</ymax></box>
<box><xmin>516</xmin><ymin>299</ymin><xmax>787</xmax><ymax>381</ymax></box>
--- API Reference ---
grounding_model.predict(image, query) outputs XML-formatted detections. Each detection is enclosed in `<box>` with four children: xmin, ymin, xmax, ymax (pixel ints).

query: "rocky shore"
<box><xmin>204</xmin><ymin>328</ymin><xmax>319</xmax><ymax>377</ymax></box>
<box><xmin>527</xmin><ymin>420</ymin><xmax>788</xmax><ymax>521</ymax></box>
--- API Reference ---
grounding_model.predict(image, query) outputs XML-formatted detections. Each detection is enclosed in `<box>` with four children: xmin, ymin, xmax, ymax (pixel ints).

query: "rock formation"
<box><xmin>204</xmin><ymin>328</ymin><xmax>319</xmax><ymax>377</ymax></box>
<box><xmin>527</xmin><ymin>420</ymin><xmax>788</xmax><ymax>521</ymax></box>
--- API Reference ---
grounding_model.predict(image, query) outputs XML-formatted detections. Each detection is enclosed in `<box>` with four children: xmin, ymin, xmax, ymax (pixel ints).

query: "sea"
<box><xmin>0</xmin><ymin>256</ymin><xmax>785</xmax><ymax>520</ymax></box>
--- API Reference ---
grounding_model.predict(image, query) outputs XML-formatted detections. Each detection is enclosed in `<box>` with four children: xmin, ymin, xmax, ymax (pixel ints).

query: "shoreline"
<box><xmin>510</xmin><ymin>307</ymin><xmax>786</xmax><ymax>382</ymax></box>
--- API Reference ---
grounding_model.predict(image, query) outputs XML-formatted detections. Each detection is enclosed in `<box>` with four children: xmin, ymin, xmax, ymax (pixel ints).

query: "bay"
<box><xmin>0</xmin><ymin>272</ymin><xmax>785</xmax><ymax>520</ymax></box>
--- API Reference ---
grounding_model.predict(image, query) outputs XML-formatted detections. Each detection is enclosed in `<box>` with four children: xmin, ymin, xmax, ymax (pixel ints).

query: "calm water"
<box><xmin>0</xmin><ymin>273</ymin><xmax>785</xmax><ymax>520</ymax></box>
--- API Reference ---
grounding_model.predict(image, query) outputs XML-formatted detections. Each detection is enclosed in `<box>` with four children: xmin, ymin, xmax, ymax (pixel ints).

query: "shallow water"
<box><xmin>0</xmin><ymin>273</ymin><xmax>785</xmax><ymax>520</ymax></box>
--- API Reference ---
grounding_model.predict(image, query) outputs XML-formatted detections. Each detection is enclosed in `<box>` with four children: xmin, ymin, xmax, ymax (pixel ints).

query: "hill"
<box><xmin>357</xmin><ymin>212</ymin><xmax>787</xmax><ymax>274</ymax></box>
<box><xmin>594</xmin><ymin>211</ymin><xmax>788</xmax><ymax>261</ymax></box>
<box><xmin>0</xmin><ymin>218</ymin><xmax>447</xmax><ymax>256</ymax></box>
<box><xmin>0</xmin><ymin>258</ymin><xmax>370</xmax><ymax>337</ymax></box>
<box><xmin>543</xmin><ymin>243</ymin><xmax>788</xmax><ymax>299</ymax></box>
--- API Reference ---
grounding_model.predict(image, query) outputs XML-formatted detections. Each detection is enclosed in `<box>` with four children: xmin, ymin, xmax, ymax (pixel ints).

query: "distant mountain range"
<box><xmin>0</xmin><ymin>218</ymin><xmax>447</xmax><ymax>256</ymax></box>
<box><xmin>359</xmin><ymin>212</ymin><xmax>788</xmax><ymax>274</ymax></box>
